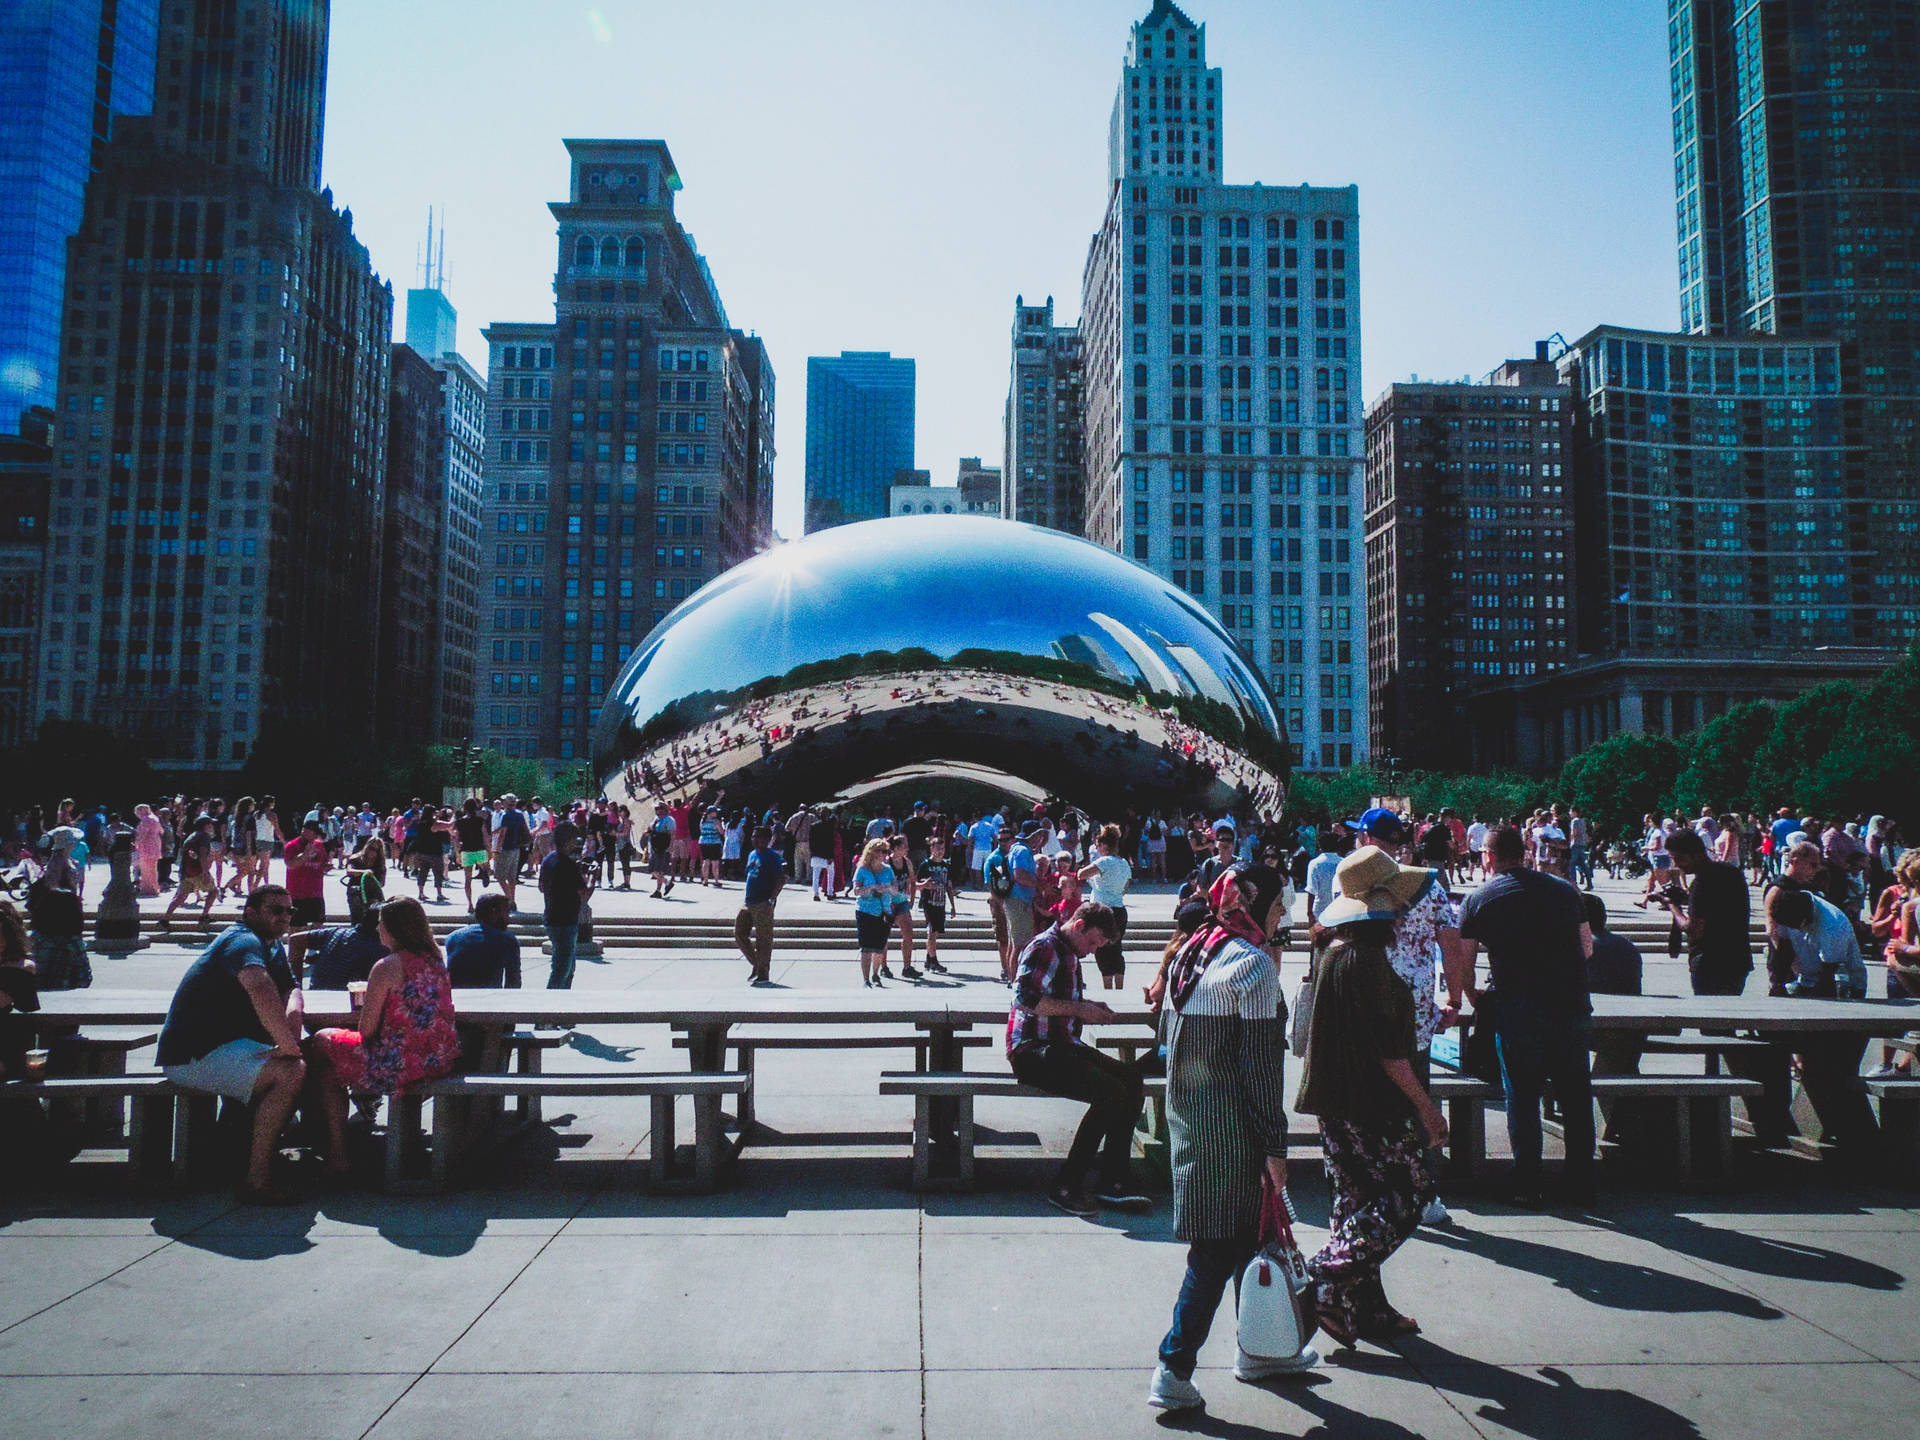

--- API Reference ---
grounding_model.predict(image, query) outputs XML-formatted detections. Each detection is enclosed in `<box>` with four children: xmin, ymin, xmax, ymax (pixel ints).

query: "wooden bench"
<box><xmin>393</xmin><ymin>1071</ymin><xmax>752</xmax><ymax>1194</ymax></box>
<box><xmin>1866</xmin><ymin>1076</ymin><xmax>1920</xmax><ymax>1180</ymax></box>
<box><xmin>1428</xmin><ymin>1073</ymin><xmax>1763</xmax><ymax>1187</ymax></box>
<box><xmin>878</xmin><ymin>1070</ymin><xmax>1168</xmax><ymax>1192</ymax></box>
<box><xmin>673</xmin><ymin>1029</ymin><xmax>991</xmax><ymax>1131</ymax></box>
<box><xmin>1</xmin><ymin>1074</ymin><xmax>177</xmax><ymax>1178</ymax></box>
<box><xmin>502</xmin><ymin>1030</ymin><xmax>569</xmax><ymax>1124</ymax></box>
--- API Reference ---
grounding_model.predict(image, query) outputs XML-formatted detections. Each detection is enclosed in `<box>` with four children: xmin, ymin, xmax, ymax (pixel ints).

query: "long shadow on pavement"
<box><xmin>1390</xmin><ymin>1339</ymin><xmax>1706</xmax><ymax>1439</ymax></box>
<box><xmin>1420</xmin><ymin>1225</ymin><xmax>1783</xmax><ymax>1318</ymax></box>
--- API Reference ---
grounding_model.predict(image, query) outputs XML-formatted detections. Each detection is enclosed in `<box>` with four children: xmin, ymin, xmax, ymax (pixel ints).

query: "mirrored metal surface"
<box><xmin>593</xmin><ymin>516</ymin><xmax>1290</xmax><ymax>815</ymax></box>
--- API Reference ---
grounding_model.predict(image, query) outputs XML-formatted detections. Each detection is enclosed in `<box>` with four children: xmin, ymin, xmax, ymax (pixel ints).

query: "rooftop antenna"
<box><xmin>436</xmin><ymin>211</ymin><xmax>446</xmax><ymax>290</ymax></box>
<box><xmin>419</xmin><ymin>206</ymin><xmax>434</xmax><ymax>287</ymax></box>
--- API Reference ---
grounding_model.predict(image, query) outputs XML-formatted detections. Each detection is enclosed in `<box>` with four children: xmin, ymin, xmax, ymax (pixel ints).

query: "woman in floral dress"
<box><xmin>133</xmin><ymin>804</ymin><xmax>164</xmax><ymax>897</ymax></box>
<box><xmin>305</xmin><ymin>895</ymin><xmax>459</xmax><ymax>1176</ymax></box>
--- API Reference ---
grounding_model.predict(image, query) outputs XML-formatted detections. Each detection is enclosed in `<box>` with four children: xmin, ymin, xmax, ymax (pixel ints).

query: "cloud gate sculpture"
<box><xmin>592</xmin><ymin>516</ymin><xmax>1290</xmax><ymax>816</ymax></box>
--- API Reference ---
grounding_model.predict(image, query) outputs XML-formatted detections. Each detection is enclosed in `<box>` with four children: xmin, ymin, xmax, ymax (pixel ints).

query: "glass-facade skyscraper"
<box><xmin>0</xmin><ymin>0</ymin><xmax>158</xmax><ymax>434</ymax></box>
<box><xmin>1671</xmin><ymin>0</ymin><xmax>1920</xmax><ymax>644</ymax></box>
<box><xmin>804</xmin><ymin>351</ymin><xmax>915</xmax><ymax>532</ymax></box>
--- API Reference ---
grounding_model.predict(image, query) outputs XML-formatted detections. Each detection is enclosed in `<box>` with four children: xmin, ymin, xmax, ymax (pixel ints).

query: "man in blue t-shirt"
<box><xmin>1004</xmin><ymin>822</ymin><xmax>1042</xmax><ymax>963</ymax></box>
<box><xmin>737</xmin><ymin>826</ymin><xmax>786</xmax><ymax>985</ymax></box>
<box><xmin>445</xmin><ymin>893</ymin><xmax>523</xmax><ymax>989</ymax></box>
<box><xmin>1767</xmin><ymin>808</ymin><xmax>1799</xmax><ymax>877</ymax></box>
<box><xmin>156</xmin><ymin>886</ymin><xmax>306</xmax><ymax>1203</ymax></box>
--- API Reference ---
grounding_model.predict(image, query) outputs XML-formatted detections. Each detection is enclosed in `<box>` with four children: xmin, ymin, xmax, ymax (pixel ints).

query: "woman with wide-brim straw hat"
<box><xmin>1293</xmin><ymin>846</ymin><xmax>1449</xmax><ymax>1348</ymax></box>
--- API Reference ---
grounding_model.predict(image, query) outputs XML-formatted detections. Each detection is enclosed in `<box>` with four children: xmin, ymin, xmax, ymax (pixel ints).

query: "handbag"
<box><xmin>1288</xmin><ymin>935</ymin><xmax>1325</xmax><ymax>1055</ymax></box>
<box><xmin>1236</xmin><ymin>1182</ymin><xmax>1315</xmax><ymax>1361</ymax></box>
<box><xmin>1462</xmin><ymin>989</ymin><xmax>1503</xmax><ymax>1085</ymax></box>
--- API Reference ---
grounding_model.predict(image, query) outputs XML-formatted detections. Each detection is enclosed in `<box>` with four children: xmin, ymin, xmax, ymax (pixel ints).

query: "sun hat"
<box><xmin>1319</xmin><ymin>845</ymin><xmax>1434</xmax><ymax>927</ymax></box>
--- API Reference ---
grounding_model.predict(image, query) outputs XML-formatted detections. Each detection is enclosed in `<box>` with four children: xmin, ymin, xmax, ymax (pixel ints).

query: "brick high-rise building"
<box><xmin>36</xmin><ymin>0</ymin><xmax>392</xmax><ymax>767</ymax></box>
<box><xmin>1362</xmin><ymin>349</ymin><xmax>1574</xmax><ymax>772</ymax></box>
<box><xmin>1080</xmin><ymin>2</ymin><xmax>1363</xmax><ymax>770</ymax></box>
<box><xmin>476</xmin><ymin>141</ymin><xmax>773</xmax><ymax>766</ymax></box>
<box><xmin>1004</xmin><ymin>296</ymin><xmax>1084</xmax><ymax>531</ymax></box>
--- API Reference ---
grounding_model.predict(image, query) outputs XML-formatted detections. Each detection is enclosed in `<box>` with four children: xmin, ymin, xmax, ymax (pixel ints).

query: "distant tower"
<box><xmin>405</xmin><ymin>209</ymin><xmax>460</xmax><ymax>360</ymax></box>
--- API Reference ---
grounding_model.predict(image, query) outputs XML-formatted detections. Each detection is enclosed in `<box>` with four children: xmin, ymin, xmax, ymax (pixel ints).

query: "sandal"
<box><xmin>1359</xmin><ymin>1309</ymin><xmax>1421</xmax><ymax>1339</ymax></box>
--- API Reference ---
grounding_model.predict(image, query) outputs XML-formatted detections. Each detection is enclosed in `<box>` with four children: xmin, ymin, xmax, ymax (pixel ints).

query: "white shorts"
<box><xmin>163</xmin><ymin>1037</ymin><xmax>276</xmax><ymax>1102</ymax></box>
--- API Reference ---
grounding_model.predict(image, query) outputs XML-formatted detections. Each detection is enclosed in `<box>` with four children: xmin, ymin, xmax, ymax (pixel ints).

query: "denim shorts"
<box><xmin>164</xmin><ymin>1037</ymin><xmax>276</xmax><ymax>1102</ymax></box>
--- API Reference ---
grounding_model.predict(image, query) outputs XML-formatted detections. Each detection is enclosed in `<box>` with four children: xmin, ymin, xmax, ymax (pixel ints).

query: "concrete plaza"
<box><xmin>2</xmin><ymin>873</ymin><xmax>1917</xmax><ymax>1438</ymax></box>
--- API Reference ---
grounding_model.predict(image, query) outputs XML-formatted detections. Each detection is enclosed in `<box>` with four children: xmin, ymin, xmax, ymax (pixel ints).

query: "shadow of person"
<box><xmin>1637</xmin><ymin>1213</ymin><xmax>1905</xmax><ymax>1291</ymax></box>
<box><xmin>1396</xmin><ymin>1339</ymin><xmax>1706</xmax><ymax>1440</ymax></box>
<box><xmin>1421</xmin><ymin>1225</ymin><xmax>1783</xmax><ymax>1319</ymax></box>
<box><xmin>1156</xmin><ymin>1369</ymin><xmax>1431</xmax><ymax>1438</ymax></box>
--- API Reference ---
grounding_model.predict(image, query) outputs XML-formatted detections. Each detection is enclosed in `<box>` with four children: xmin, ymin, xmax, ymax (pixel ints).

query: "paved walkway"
<box><xmin>6</xmin><ymin>869</ymin><xmax>1916</xmax><ymax>1437</ymax></box>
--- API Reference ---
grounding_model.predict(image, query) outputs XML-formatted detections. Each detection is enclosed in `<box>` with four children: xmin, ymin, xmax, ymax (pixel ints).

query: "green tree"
<box><xmin>1559</xmin><ymin>731</ymin><xmax>1683</xmax><ymax>843</ymax></box>
<box><xmin>1667</xmin><ymin>699</ymin><xmax>1776</xmax><ymax>816</ymax></box>
<box><xmin>1748</xmin><ymin>681</ymin><xmax>1859</xmax><ymax>808</ymax></box>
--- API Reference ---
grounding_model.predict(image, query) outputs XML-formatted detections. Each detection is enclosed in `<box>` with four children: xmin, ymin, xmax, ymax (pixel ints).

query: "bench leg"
<box><xmin>130</xmin><ymin>1092</ymin><xmax>175</xmax><ymax>1181</ymax></box>
<box><xmin>956</xmin><ymin>1096</ymin><xmax>975</xmax><ymax>1190</ymax></box>
<box><xmin>911</xmin><ymin>1095</ymin><xmax>931</xmax><ymax>1191</ymax></box>
<box><xmin>1877</xmin><ymin>1093</ymin><xmax>1920</xmax><ymax>1182</ymax></box>
<box><xmin>430</xmin><ymin>1095</ymin><xmax>459</xmax><ymax>1189</ymax></box>
<box><xmin>383</xmin><ymin>1094</ymin><xmax>431</xmax><ymax>1193</ymax></box>
<box><xmin>172</xmin><ymin>1094</ymin><xmax>218</xmax><ymax>1184</ymax></box>
<box><xmin>519</xmin><ymin>1043</ymin><xmax>544</xmax><ymax>1126</ymax></box>
<box><xmin>736</xmin><ymin>1046</ymin><xmax>756</xmax><ymax>1134</ymax></box>
<box><xmin>1674</xmin><ymin>1098</ymin><xmax>1694</xmax><ymax>1188</ymax></box>
<box><xmin>650</xmin><ymin>1093</ymin><xmax>676</xmax><ymax>1187</ymax></box>
<box><xmin>1447</xmin><ymin>1096</ymin><xmax>1484</xmax><ymax>1184</ymax></box>
<box><xmin>692</xmin><ymin>1093</ymin><xmax>723</xmax><ymax>1192</ymax></box>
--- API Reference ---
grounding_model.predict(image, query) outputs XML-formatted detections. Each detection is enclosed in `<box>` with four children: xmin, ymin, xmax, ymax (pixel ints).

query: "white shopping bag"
<box><xmin>1236</xmin><ymin>1183</ymin><xmax>1315</xmax><ymax>1360</ymax></box>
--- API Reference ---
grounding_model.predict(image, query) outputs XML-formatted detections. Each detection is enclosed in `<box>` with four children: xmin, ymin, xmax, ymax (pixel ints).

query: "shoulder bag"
<box><xmin>1237</xmin><ymin>1181</ymin><xmax>1315</xmax><ymax>1362</ymax></box>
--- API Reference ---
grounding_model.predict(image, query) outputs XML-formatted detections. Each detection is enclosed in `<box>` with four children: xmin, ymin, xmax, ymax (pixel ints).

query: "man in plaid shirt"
<box><xmin>1006</xmin><ymin>901</ymin><xmax>1148</xmax><ymax>1215</ymax></box>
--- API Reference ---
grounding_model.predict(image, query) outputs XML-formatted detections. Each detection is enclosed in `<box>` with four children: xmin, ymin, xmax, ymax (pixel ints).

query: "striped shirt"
<box><xmin>1164</xmin><ymin>935</ymin><xmax>1289</xmax><ymax>1242</ymax></box>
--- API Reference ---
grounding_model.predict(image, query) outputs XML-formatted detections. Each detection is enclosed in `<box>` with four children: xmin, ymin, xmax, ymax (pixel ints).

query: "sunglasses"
<box><xmin>259</xmin><ymin>903</ymin><xmax>292</xmax><ymax>917</ymax></box>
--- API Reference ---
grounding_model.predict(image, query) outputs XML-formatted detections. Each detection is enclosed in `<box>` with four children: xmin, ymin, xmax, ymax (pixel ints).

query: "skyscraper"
<box><xmin>1672</xmin><ymin>0</ymin><xmax>1920</xmax><ymax>645</ymax></box>
<box><xmin>1362</xmin><ymin>349</ymin><xmax>1574</xmax><ymax>772</ymax></box>
<box><xmin>0</xmin><ymin>0</ymin><xmax>158</xmax><ymax>434</ymax></box>
<box><xmin>1081</xmin><ymin>2</ymin><xmax>1364</xmax><ymax>770</ymax></box>
<box><xmin>1004</xmin><ymin>297</ymin><xmax>1084</xmax><ymax>532</ymax></box>
<box><xmin>35</xmin><ymin>0</ymin><xmax>393</xmax><ymax>767</ymax></box>
<box><xmin>475</xmin><ymin>141</ymin><xmax>774</xmax><ymax>765</ymax></box>
<box><xmin>803</xmin><ymin>351</ymin><xmax>914</xmax><ymax>532</ymax></box>
<box><xmin>0</xmin><ymin>409</ymin><xmax>52</xmax><ymax>747</ymax></box>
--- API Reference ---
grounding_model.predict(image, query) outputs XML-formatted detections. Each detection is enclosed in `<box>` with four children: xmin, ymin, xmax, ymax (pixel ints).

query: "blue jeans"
<box><xmin>1496</xmin><ymin>1013</ymin><xmax>1594</xmax><ymax>1189</ymax></box>
<box><xmin>546</xmin><ymin>922</ymin><xmax>579</xmax><ymax>989</ymax></box>
<box><xmin>1570</xmin><ymin>844</ymin><xmax>1592</xmax><ymax>888</ymax></box>
<box><xmin>1158</xmin><ymin>1237</ymin><xmax>1255</xmax><ymax>1379</ymax></box>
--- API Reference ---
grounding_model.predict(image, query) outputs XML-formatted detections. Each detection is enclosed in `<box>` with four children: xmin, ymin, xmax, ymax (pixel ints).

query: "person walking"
<box><xmin>1295</xmin><ymin>873</ymin><xmax>1448</xmax><ymax>1347</ymax></box>
<box><xmin>539</xmin><ymin>833</ymin><xmax>591</xmax><ymax>990</ymax></box>
<box><xmin>1079</xmin><ymin>824</ymin><xmax>1133</xmax><ymax>991</ymax></box>
<box><xmin>1148</xmin><ymin>866</ymin><xmax>1314</xmax><ymax>1412</ymax></box>
<box><xmin>852</xmin><ymin>837</ymin><xmax>895</xmax><ymax>988</ymax></box>
<box><xmin>915</xmin><ymin>835</ymin><xmax>953</xmax><ymax>975</ymax></box>
<box><xmin>736</xmin><ymin>826</ymin><xmax>785</xmax><ymax>986</ymax></box>
<box><xmin>133</xmin><ymin>803</ymin><xmax>164</xmax><ymax>897</ymax></box>
<box><xmin>1452</xmin><ymin>825</ymin><xmax>1595</xmax><ymax>1206</ymax></box>
<box><xmin>888</xmin><ymin>835</ymin><xmax>919</xmax><ymax>980</ymax></box>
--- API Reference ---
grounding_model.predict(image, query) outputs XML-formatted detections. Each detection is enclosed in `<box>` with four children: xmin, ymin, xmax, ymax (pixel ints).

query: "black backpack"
<box><xmin>986</xmin><ymin>851</ymin><xmax>1014</xmax><ymax>898</ymax></box>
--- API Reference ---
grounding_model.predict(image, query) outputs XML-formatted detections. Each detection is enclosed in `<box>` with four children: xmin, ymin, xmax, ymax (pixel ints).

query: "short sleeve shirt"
<box><xmin>1385</xmin><ymin>878</ymin><xmax>1458</xmax><ymax>1048</ymax></box>
<box><xmin>1457</xmin><ymin>869</ymin><xmax>1591</xmax><ymax>1019</ymax></box>
<box><xmin>156</xmin><ymin>924</ymin><xmax>294</xmax><ymax>1065</ymax></box>
<box><xmin>1084</xmin><ymin>854</ymin><xmax>1132</xmax><ymax>908</ymax></box>
<box><xmin>1008</xmin><ymin>925</ymin><xmax>1083</xmax><ymax>1055</ymax></box>
<box><xmin>1306</xmin><ymin>851</ymin><xmax>1340</xmax><ymax>916</ymax></box>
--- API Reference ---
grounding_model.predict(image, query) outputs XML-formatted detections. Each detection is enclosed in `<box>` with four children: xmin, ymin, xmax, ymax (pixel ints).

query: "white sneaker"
<box><xmin>1235</xmin><ymin>1345</ymin><xmax>1320</xmax><ymax>1381</ymax></box>
<box><xmin>1422</xmin><ymin>1197</ymin><xmax>1451</xmax><ymax>1226</ymax></box>
<box><xmin>1147</xmin><ymin>1362</ymin><xmax>1204</xmax><ymax>1411</ymax></box>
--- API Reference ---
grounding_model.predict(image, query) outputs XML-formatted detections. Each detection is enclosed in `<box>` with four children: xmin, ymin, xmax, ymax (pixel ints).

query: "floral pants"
<box><xmin>1308</xmin><ymin>1118</ymin><xmax>1434</xmax><ymax>1330</ymax></box>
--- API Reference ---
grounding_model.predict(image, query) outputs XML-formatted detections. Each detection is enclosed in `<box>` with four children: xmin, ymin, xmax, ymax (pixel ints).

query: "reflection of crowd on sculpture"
<box><xmin>614</xmin><ymin>668</ymin><xmax>1282</xmax><ymax>811</ymax></box>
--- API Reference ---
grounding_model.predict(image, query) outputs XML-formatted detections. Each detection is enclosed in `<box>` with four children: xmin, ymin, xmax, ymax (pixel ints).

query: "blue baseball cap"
<box><xmin>1345</xmin><ymin>807</ymin><xmax>1407</xmax><ymax>844</ymax></box>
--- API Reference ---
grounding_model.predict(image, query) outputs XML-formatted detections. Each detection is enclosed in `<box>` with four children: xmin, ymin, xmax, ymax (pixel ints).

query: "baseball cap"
<box><xmin>1345</xmin><ymin>806</ymin><xmax>1407</xmax><ymax>844</ymax></box>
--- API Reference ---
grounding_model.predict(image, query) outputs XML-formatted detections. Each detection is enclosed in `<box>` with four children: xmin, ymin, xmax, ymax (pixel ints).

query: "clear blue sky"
<box><xmin>324</xmin><ymin>0</ymin><xmax>1678</xmax><ymax>538</ymax></box>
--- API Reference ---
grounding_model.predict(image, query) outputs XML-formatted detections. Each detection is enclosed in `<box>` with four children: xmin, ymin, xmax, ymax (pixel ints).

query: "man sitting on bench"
<box><xmin>1006</xmin><ymin>900</ymin><xmax>1148</xmax><ymax>1216</ymax></box>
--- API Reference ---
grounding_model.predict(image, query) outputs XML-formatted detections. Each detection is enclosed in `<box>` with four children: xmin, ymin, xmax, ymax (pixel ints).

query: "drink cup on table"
<box><xmin>347</xmin><ymin>980</ymin><xmax>368</xmax><ymax>1012</ymax></box>
<box><xmin>23</xmin><ymin>1048</ymin><xmax>49</xmax><ymax>1080</ymax></box>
